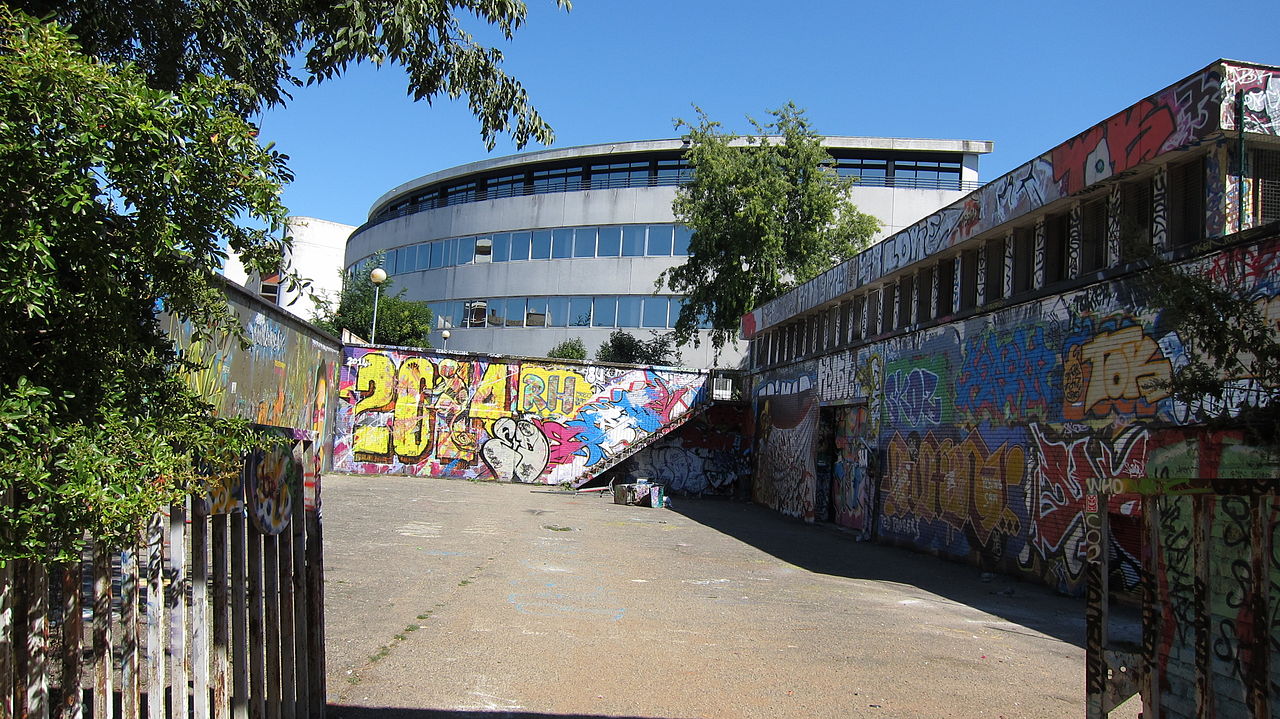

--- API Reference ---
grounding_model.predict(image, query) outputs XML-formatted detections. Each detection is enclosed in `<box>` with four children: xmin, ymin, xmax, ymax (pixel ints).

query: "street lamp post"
<box><xmin>370</xmin><ymin>268</ymin><xmax>387</xmax><ymax>345</ymax></box>
<box><xmin>441</xmin><ymin>329</ymin><xmax>451</xmax><ymax>351</ymax></box>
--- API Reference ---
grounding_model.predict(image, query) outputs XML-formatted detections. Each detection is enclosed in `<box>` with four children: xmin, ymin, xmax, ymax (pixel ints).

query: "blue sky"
<box><xmin>258</xmin><ymin>1</ymin><xmax>1280</xmax><ymax>228</ymax></box>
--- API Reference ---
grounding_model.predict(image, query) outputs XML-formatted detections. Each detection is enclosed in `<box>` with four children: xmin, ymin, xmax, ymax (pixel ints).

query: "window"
<box><xmin>492</xmin><ymin>234</ymin><xmax>511</xmax><ymax>263</ymax></box>
<box><xmin>1120</xmin><ymin>179</ymin><xmax>1153</xmax><ymax>261</ymax></box>
<box><xmin>669</xmin><ymin>297</ymin><xmax>686</xmax><ymax>329</ymax></box>
<box><xmin>569</xmin><ymin>297</ymin><xmax>592</xmax><ymax>326</ymax></box>
<box><xmin>531</xmin><ymin>231</ymin><xmax>551</xmax><ymax>259</ymax></box>
<box><xmin>508</xmin><ymin>232</ymin><xmax>530</xmax><ymax>261</ymax></box>
<box><xmin>1012</xmin><ymin>228</ymin><xmax>1034</xmax><ymax>293</ymax></box>
<box><xmin>485</xmin><ymin>299</ymin><xmax>505</xmax><ymax>327</ymax></box>
<box><xmin>834</xmin><ymin>158</ymin><xmax>887</xmax><ymax>183</ymax></box>
<box><xmin>505</xmin><ymin>298</ymin><xmax>526</xmax><ymax>327</ymax></box>
<box><xmin>383</xmin><ymin>250</ymin><xmax>398</xmax><ymax>275</ymax></box>
<box><xmin>444</xmin><ymin>181</ymin><xmax>476</xmax><ymax>206</ymax></box>
<box><xmin>622</xmin><ymin>226</ymin><xmax>646</xmax><ymax>256</ymax></box>
<box><xmin>897</xmin><ymin>276</ymin><xmax>912</xmax><ymax>328</ymax></box>
<box><xmin>960</xmin><ymin>249</ymin><xmax>979</xmax><ymax>310</ymax></box>
<box><xmin>935</xmin><ymin>258</ymin><xmax>955</xmax><ymax>316</ymax></box>
<box><xmin>673</xmin><ymin>226</ymin><xmax>692</xmax><ymax>256</ymax></box>
<box><xmin>643</xmin><ymin>297</ymin><xmax>668</xmax><ymax>328</ymax></box>
<box><xmin>544</xmin><ymin>297</ymin><xmax>567</xmax><ymax>327</ymax></box>
<box><xmin>532</xmin><ymin>166</ymin><xmax>581</xmax><ymax>192</ymax></box>
<box><xmin>588</xmin><ymin>161</ymin><xmax>650</xmax><ymax>189</ymax></box>
<box><xmin>525</xmin><ymin>298</ymin><xmax>548</xmax><ymax>327</ymax></box>
<box><xmin>444</xmin><ymin>238</ymin><xmax>456</xmax><ymax>267</ymax></box>
<box><xmin>916</xmin><ymin>266</ymin><xmax>934</xmax><ymax>322</ymax></box>
<box><xmin>430</xmin><ymin>241</ymin><xmax>445</xmax><ymax>269</ymax></box>
<box><xmin>1043</xmin><ymin>214</ymin><xmax>1069</xmax><ymax>284</ymax></box>
<box><xmin>574</xmin><ymin>228</ymin><xmax>597</xmax><ymax>257</ymax></box>
<box><xmin>617</xmin><ymin>296</ymin><xmax>642</xmax><ymax>327</ymax></box>
<box><xmin>484</xmin><ymin>173</ymin><xmax>526</xmax><ymax>200</ymax></box>
<box><xmin>592</xmin><ymin>297</ymin><xmax>617</xmax><ymax>327</ymax></box>
<box><xmin>984</xmin><ymin>237</ymin><xmax>1005</xmax><ymax>303</ymax></box>
<box><xmin>849</xmin><ymin>296</ymin><xmax>864</xmax><ymax>342</ymax></box>
<box><xmin>1168</xmin><ymin>158</ymin><xmax>1204</xmax><ymax>248</ymax></box>
<box><xmin>552</xmin><ymin>229</ymin><xmax>573</xmax><ymax>259</ymax></box>
<box><xmin>890</xmin><ymin>159</ymin><xmax>962</xmax><ymax>190</ymax></box>
<box><xmin>457</xmin><ymin>237</ymin><xmax>476</xmax><ymax>265</ymax></box>
<box><xmin>1080</xmin><ymin>199</ymin><xmax>1107</xmax><ymax>273</ymax></box>
<box><xmin>464</xmin><ymin>300</ymin><xmax>487</xmax><ymax>327</ymax></box>
<box><xmin>647</xmin><ymin>225</ymin><xmax>674</xmax><ymax>255</ymax></box>
<box><xmin>597</xmin><ymin>227</ymin><xmax>622</xmax><ymax>256</ymax></box>
<box><xmin>656</xmin><ymin>159</ymin><xmax>690</xmax><ymax>184</ymax></box>
<box><xmin>1255</xmin><ymin>149</ymin><xmax>1280</xmax><ymax>225</ymax></box>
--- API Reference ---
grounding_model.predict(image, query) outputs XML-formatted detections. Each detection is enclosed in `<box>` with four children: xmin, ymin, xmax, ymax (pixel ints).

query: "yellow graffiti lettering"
<box><xmin>352</xmin><ymin>353</ymin><xmax>396</xmax><ymax>460</ymax></box>
<box><xmin>393</xmin><ymin>357</ymin><xmax>436</xmax><ymax>460</ymax></box>
<box><xmin>471</xmin><ymin>362</ymin><xmax>511</xmax><ymax>419</ymax></box>
<box><xmin>519</xmin><ymin>366</ymin><xmax>591</xmax><ymax>417</ymax></box>
<box><xmin>1079</xmin><ymin>326</ymin><xmax>1171</xmax><ymax>413</ymax></box>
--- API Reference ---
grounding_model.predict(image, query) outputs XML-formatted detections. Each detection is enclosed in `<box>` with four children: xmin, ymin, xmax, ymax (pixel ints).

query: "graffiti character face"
<box><xmin>481</xmin><ymin>417</ymin><xmax>551</xmax><ymax>483</ymax></box>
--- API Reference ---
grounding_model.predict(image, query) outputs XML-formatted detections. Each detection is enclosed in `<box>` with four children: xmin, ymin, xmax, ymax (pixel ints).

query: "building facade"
<box><xmin>223</xmin><ymin>216</ymin><xmax>354</xmax><ymax>319</ymax></box>
<box><xmin>742</xmin><ymin>60</ymin><xmax>1280</xmax><ymax>718</ymax></box>
<box><xmin>343</xmin><ymin>137</ymin><xmax>991</xmax><ymax>367</ymax></box>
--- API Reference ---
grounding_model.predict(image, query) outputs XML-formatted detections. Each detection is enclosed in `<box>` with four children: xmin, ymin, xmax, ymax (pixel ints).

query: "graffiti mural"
<box><xmin>832</xmin><ymin>405</ymin><xmax>874</xmax><ymax>538</ymax></box>
<box><xmin>168</xmin><ymin>284</ymin><xmax>341</xmax><ymax>513</ymax></box>
<box><xmin>334</xmin><ymin>347</ymin><xmax>709</xmax><ymax>485</ymax></box>
<box><xmin>754</xmin><ymin>371</ymin><xmax>818</xmax><ymax>521</ymax></box>
<box><xmin>630</xmin><ymin>405</ymin><xmax>750</xmax><ymax>496</ymax></box>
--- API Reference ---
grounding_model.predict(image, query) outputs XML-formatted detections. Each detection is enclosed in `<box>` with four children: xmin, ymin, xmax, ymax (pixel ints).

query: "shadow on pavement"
<box><xmin>328</xmin><ymin>708</ymin><xmax>673</xmax><ymax>719</ymax></box>
<box><xmin>668</xmin><ymin>496</ymin><xmax>1139</xmax><ymax>649</ymax></box>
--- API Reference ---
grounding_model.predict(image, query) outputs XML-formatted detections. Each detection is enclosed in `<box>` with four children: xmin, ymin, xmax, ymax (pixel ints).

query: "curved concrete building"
<box><xmin>345</xmin><ymin>137</ymin><xmax>992</xmax><ymax>367</ymax></box>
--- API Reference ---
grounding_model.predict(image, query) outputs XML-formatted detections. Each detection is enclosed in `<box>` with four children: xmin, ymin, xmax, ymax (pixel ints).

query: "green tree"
<box><xmin>546</xmin><ymin>338</ymin><xmax>587</xmax><ymax>360</ymax></box>
<box><xmin>0</xmin><ymin>9</ymin><xmax>289</xmax><ymax>562</ymax></box>
<box><xmin>1141</xmin><ymin>255</ymin><xmax>1280</xmax><ymax>444</ymax></box>
<box><xmin>14</xmin><ymin>0</ymin><xmax>571</xmax><ymax>149</ymax></box>
<box><xmin>595</xmin><ymin>330</ymin><xmax>681</xmax><ymax>366</ymax></box>
<box><xmin>660</xmin><ymin>103</ymin><xmax>880</xmax><ymax>351</ymax></box>
<box><xmin>312</xmin><ymin>261</ymin><xmax>435</xmax><ymax>347</ymax></box>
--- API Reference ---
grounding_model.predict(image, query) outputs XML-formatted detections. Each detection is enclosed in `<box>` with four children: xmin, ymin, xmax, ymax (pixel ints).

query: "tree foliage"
<box><xmin>0</xmin><ymin>9</ymin><xmax>290</xmax><ymax>562</ymax></box>
<box><xmin>546</xmin><ymin>337</ymin><xmax>587</xmax><ymax>360</ymax></box>
<box><xmin>595</xmin><ymin>330</ymin><xmax>680</xmax><ymax>366</ymax></box>
<box><xmin>660</xmin><ymin>103</ymin><xmax>880</xmax><ymax>351</ymax></box>
<box><xmin>13</xmin><ymin>0</ymin><xmax>571</xmax><ymax>148</ymax></box>
<box><xmin>1141</xmin><ymin>252</ymin><xmax>1280</xmax><ymax>443</ymax></box>
<box><xmin>312</xmin><ymin>261</ymin><xmax>434</xmax><ymax>347</ymax></box>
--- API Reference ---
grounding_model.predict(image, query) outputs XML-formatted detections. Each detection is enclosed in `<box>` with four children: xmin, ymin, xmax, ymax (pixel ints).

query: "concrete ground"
<box><xmin>320</xmin><ymin>474</ymin><xmax>1141</xmax><ymax>719</ymax></box>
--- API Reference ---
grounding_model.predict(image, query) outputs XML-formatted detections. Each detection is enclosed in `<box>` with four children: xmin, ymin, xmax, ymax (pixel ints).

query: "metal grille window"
<box><xmin>880</xmin><ymin>285</ymin><xmax>895</xmax><ymax>334</ymax></box>
<box><xmin>1080</xmin><ymin>199</ymin><xmax>1107</xmax><ymax>272</ymax></box>
<box><xmin>935</xmin><ymin>259</ymin><xmax>955</xmax><ymax>316</ymax></box>
<box><xmin>890</xmin><ymin>159</ymin><xmax>963</xmax><ymax>190</ymax></box>
<box><xmin>916</xmin><ymin>265</ymin><xmax>934</xmax><ymax>322</ymax></box>
<box><xmin>897</xmin><ymin>276</ymin><xmax>912</xmax><ymax>329</ymax></box>
<box><xmin>1255</xmin><ymin>149</ymin><xmax>1280</xmax><ymax>225</ymax></box>
<box><xmin>1043</xmin><ymin>213</ymin><xmax>1069</xmax><ymax>284</ymax></box>
<box><xmin>959</xmin><ymin>250</ymin><xmax>979</xmax><ymax>310</ymax></box>
<box><xmin>1120</xmin><ymin>179</ymin><xmax>1153</xmax><ymax>261</ymax></box>
<box><xmin>984</xmin><ymin>237</ymin><xmax>1005</xmax><ymax>303</ymax></box>
<box><xmin>1168</xmin><ymin>158</ymin><xmax>1205</xmax><ymax>247</ymax></box>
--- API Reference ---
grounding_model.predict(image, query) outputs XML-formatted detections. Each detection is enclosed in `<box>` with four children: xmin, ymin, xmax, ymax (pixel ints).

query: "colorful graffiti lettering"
<box><xmin>1024</xmin><ymin>424</ymin><xmax>1147</xmax><ymax>586</ymax></box>
<box><xmin>884</xmin><ymin>367</ymin><xmax>942</xmax><ymax>427</ymax></box>
<box><xmin>957</xmin><ymin>325</ymin><xmax>1058</xmax><ymax>421</ymax></box>
<box><xmin>335</xmin><ymin>348</ymin><xmax>711</xmax><ymax>485</ymax></box>
<box><xmin>882</xmin><ymin>429</ymin><xmax>1024</xmax><ymax>547</ymax></box>
<box><xmin>1063</xmin><ymin>325</ymin><xmax>1171</xmax><ymax>420</ymax></box>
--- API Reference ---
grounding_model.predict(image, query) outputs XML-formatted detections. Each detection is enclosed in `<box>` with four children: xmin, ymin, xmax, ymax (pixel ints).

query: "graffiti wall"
<box><xmin>745</xmin><ymin>60</ymin><xmax>1280</xmax><ymax>337</ymax></box>
<box><xmin>751</xmin><ymin>235</ymin><xmax>1280</xmax><ymax>597</ymax></box>
<box><xmin>627</xmin><ymin>404</ymin><xmax>750</xmax><ymax>496</ymax></box>
<box><xmin>167</xmin><ymin>281</ymin><xmax>341</xmax><ymax>514</ymax></box>
<box><xmin>333</xmin><ymin>348</ymin><xmax>711</xmax><ymax>486</ymax></box>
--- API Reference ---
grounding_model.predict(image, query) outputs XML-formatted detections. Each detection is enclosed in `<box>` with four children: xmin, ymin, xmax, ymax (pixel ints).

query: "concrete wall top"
<box><xmin>368</xmin><ymin>136</ymin><xmax>994</xmax><ymax>220</ymax></box>
<box><xmin>742</xmin><ymin>59</ymin><xmax>1280</xmax><ymax>338</ymax></box>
